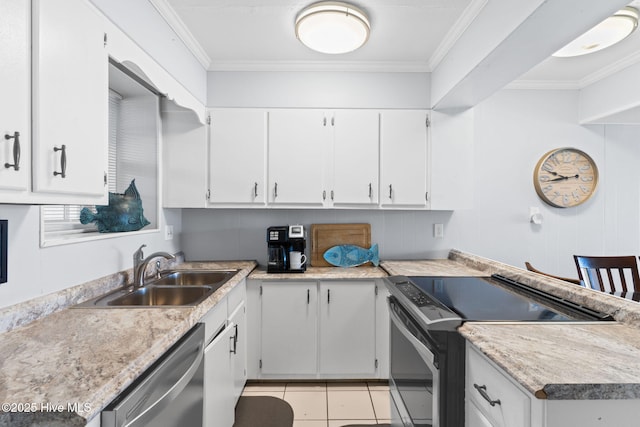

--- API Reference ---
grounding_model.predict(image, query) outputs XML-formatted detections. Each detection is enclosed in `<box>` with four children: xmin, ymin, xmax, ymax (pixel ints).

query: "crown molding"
<box><xmin>207</xmin><ymin>60</ymin><xmax>431</xmax><ymax>73</ymax></box>
<box><xmin>579</xmin><ymin>49</ymin><xmax>640</xmax><ymax>88</ymax></box>
<box><xmin>148</xmin><ymin>0</ymin><xmax>212</xmax><ymax>69</ymax></box>
<box><xmin>428</xmin><ymin>0</ymin><xmax>488</xmax><ymax>71</ymax></box>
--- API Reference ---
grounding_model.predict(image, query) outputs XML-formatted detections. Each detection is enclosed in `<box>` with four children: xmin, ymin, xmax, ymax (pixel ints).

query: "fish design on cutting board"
<box><xmin>323</xmin><ymin>244</ymin><xmax>379</xmax><ymax>267</ymax></box>
<box><xmin>80</xmin><ymin>179</ymin><xmax>150</xmax><ymax>233</ymax></box>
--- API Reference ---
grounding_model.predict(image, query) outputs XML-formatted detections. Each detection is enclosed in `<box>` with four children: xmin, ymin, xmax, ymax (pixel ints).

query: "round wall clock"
<box><xmin>533</xmin><ymin>147</ymin><xmax>599</xmax><ymax>208</ymax></box>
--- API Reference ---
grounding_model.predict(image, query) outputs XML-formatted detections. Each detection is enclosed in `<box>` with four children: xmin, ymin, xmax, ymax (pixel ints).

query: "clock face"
<box><xmin>533</xmin><ymin>148</ymin><xmax>598</xmax><ymax>208</ymax></box>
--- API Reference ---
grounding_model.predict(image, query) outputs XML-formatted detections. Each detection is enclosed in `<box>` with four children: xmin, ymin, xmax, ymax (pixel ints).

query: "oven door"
<box><xmin>388</xmin><ymin>296</ymin><xmax>439</xmax><ymax>427</ymax></box>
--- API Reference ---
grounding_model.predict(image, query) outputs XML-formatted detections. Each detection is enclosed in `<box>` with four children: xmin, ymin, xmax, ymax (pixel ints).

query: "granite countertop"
<box><xmin>249</xmin><ymin>265</ymin><xmax>388</xmax><ymax>280</ymax></box>
<box><xmin>0</xmin><ymin>260</ymin><xmax>257</xmax><ymax>427</ymax></box>
<box><xmin>383</xmin><ymin>253</ymin><xmax>640</xmax><ymax>401</ymax></box>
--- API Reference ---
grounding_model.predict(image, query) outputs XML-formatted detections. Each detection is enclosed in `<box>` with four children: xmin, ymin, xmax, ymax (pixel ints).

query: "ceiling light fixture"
<box><xmin>295</xmin><ymin>1</ymin><xmax>370</xmax><ymax>54</ymax></box>
<box><xmin>552</xmin><ymin>6</ymin><xmax>639</xmax><ymax>57</ymax></box>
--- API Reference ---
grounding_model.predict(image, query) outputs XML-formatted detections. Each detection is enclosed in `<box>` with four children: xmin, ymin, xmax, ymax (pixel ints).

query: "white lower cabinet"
<box><xmin>202</xmin><ymin>280</ymin><xmax>247</xmax><ymax>427</ymax></box>
<box><xmin>319</xmin><ymin>281</ymin><xmax>377</xmax><ymax>376</ymax></box>
<box><xmin>260</xmin><ymin>281</ymin><xmax>318</xmax><ymax>376</ymax></box>
<box><xmin>249</xmin><ymin>279</ymin><xmax>386</xmax><ymax>380</ymax></box>
<box><xmin>466</xmin><ymin>342</ymin><xmax>640</xmax><ymax>427</ymax></box>
<box><xmin>204</xmin><ymin>322</ymin><xmax>235</xmax><ymax>427</ymax></box>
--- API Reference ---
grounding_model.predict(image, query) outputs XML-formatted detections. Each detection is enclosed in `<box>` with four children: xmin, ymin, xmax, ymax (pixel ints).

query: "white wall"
<box><xmin>0</xmin><ymin>204</ymin><xmax>181</xmax><ymax>308</ymax></box>
<box><xmin>182</xmin><ymin>88</ymin><xmax>640</xmax><ymax>279</ymax></box>
<box><xmin>208</xmin><ymin>71</ymin><xmax>430</xmax><ymax>109</ymax></box>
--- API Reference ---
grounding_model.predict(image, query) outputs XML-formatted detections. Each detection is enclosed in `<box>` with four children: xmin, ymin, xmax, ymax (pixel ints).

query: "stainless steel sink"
<box><xmin>72</xmin><ymin>269</ymin><xmax>238</xmax><ymax>308</ymax></box>
<box><xmin>151</xmin><ymin>269</ymin><xmax>238</xmax><ymax>287</ymax></box>
<box><xmin>107</xmin><ymin>285</ymin><xmax>214</xmax><ymax>307</ymax></box>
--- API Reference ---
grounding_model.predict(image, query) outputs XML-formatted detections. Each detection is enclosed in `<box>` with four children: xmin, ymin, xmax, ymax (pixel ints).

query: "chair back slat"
<box><xmin>573</xmin><ymin>255</ymin><xmax>640</xmax><ymax>293</ymax></box>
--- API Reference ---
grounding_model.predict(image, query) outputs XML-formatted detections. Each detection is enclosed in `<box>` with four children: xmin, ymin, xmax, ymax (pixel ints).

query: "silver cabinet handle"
<box><xmin>368</xmin><ymin>183</ymin><xmax>372</xmax><ymax>198</ymax></box>
<box><xmin>4</xmin><ymin>132</ymin><xmax>20</xmax><ymax>171</ymax></box>
<box><xmin>274</xmin><ymin>182</ymin><xmax>278</xmax><ymax>199</ymax></box>
<box><xmin>330</xmin><ymin>190</ymin><xmax>334</xmax><ymax>201</ymax></box>
<box><xmin>331</xmin><ymin>116</ymin><xmax>335</xmax><ymax>126</ymax></box>
<box><xmin>327</xmin><ymin>288</ymin><xmax>331</xmax><ymax>304</ymax></box>
<box><xmin>323</xmin><ymin>190</ymin><xmax>326</xmax><ymax>201</ymax></box>
<box><xmin>307</xmin><ymin>289</ymin><xmax>310</xmax><ymax>304</ymax></box>
<box><xmin>323</xmin><ymin>117</ymin><xmax>327</xmax><ymax>126</ymax></box>
<box><xmin>53</xmin><ymin>145</ymin><xmax>67</xmax><ymax>178</ymax></box>
<box><xmin>389</xmin><ymin>184</ymin><xmax>393</xmax><ymax>199</ymax></box>
<box><xmin>254</xmin><ymin>182</ymin><xmax>258</xmax><ymax>198</ymax></box>
<box><xmin>473</xmin><ymin>384</ymin><xmax>501</xmax><ymax>407</ymax></box>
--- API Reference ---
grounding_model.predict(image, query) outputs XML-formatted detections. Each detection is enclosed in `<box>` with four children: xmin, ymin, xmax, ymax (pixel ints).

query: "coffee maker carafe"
<box><xmin>267</xmin><ymin>225</ymin><xmax>306</xmax><ymax>273</ymax></box>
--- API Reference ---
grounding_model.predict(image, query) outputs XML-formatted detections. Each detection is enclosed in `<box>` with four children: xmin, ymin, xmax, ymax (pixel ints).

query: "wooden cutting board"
<box><xmin>310</xmin><ymin>223</ymin><xmax>371</xmax><ymax>267</ymax></box>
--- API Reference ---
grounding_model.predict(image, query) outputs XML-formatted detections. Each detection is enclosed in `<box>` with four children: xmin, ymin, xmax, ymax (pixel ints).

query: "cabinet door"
<box><xmin>229</xmin><ymin>301</ymin><xmax>247</xmax><ymax>403</ymax></box>
<box><xmin>380</xmin><ymin>110</ymin><xmax>429</xmax><ymax>207</ymax></box>
<box><xmin>204</xmin><ymin>324</ymin><xmax>235</xmax><ymax>427</ymax></box>
<box><xmin>319</xmin><ymin>281</ymin><xmax>377</xmax><ymax>375</ymax></box>
<box><xmin>332</xmin><ymin>110</ymin><xmax>380</xmax><ymax>205</ymax></box>
<box><xmin>162</xmin><ymin>109</ymin><xmax>207</xmax><ymax>208</ymax></box>
<box><xmin>0</xmin><ymin>0</ymin><xmax>30</xmax><ymax>197</ymax></box>
<box><xmin>268</xmin><ymin>110</ymin><xmax>328</xmax><ymax>206</ymax></box>
<box><xmin>209</xmin><ymin>109</ymin><xmax>267</xmax><ymax>205</ymax></box>
<box><xmin>32</xmin><ymin>0</ymin><xmax>108</xmax><ymax>200</ymax></box>
<box><xmin>260</xmin><ymin>282</ymin><xmax>317</xmax><ymax>375</ymax></box>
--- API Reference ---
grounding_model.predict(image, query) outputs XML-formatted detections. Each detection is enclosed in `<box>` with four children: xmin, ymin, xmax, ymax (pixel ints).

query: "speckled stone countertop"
<box><xmin>249</xmin><ymin>265</ymin><xmax>388</xmax><ymax>280</ymax></box>
<box><xmin>382</xmin><ymin>251</ymin><xmax>640</xmax><ymax>400</ymax></box>
<box><xmin>0</xmin><ymin>260</ymin><xmax>256</xmax><ymax>427</ymax></box>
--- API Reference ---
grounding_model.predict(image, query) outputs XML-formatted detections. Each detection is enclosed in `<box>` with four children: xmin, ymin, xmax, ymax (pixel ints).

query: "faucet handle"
<box><xmin>134</xmin><ymin>244</ymin><xmax>147</xmax><ymax>264</ymax></box>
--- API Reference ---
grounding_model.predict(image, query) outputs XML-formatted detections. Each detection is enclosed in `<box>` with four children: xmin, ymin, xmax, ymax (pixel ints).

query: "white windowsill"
<box><xmin>40</xmin><ymin>227</ymin><xmax>160</xmax><ymax>248</ymax></box>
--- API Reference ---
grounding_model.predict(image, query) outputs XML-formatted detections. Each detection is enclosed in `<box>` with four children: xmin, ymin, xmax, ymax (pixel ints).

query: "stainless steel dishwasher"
<box><xmin>102</xmin><ymin>323</ymin><xmax>205</xmax><ymax>427</ymax></box>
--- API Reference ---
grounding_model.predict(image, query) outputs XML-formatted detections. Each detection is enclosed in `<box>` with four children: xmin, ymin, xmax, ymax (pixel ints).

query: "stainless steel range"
<box><xmin>385</xmin><ymin>274</ymin><xmax>613</xmax><ymax>427</ymax></box>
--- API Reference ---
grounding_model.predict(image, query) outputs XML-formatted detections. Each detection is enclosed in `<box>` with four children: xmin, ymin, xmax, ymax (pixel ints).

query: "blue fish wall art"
<box><xmin>80</xmin><ymin>179</ymin><xmax>150</xmax><ymax>233</ymax></box>
<box><xmin>323</xmin><ymin>244</ymin><xmax>379</xmax><ymax>267</ymax></box>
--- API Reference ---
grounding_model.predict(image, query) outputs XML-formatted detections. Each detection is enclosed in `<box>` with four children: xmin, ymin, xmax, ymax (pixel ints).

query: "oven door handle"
<box><xmin>389</xmin><ymin>303</ymin><xmax>438</xmax><ymax>370</ymax></box>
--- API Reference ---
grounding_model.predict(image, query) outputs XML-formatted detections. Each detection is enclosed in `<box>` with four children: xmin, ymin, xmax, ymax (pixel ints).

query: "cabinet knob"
<box><xmin>4</xmin><ymin>132</ymin><xmax>21</xmax><ymax>171</ymax></box>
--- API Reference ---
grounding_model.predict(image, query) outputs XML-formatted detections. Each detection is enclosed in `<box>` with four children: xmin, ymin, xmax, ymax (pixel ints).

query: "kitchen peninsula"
<box><xmin>2</xmin><ymin>250</ymin><xmax>640</xmax><ymax>426</ymax></box>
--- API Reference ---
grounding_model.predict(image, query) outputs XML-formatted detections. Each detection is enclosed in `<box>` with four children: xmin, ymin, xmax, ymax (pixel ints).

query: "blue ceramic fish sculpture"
<box><xmin>323</xmin><ymin>244</ymin><xmax>379</xmax><ymax>267</ymax></box>
<box><xmin>80</xmin><ymin>179</ymin><xmax>150</xmax><ymax>233</ymax></box>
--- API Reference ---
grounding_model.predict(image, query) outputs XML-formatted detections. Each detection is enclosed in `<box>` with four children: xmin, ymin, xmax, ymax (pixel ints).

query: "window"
<box><xmin>40</xmin><ymin>62</ymin><xmax>160</xmax><ymax>246</ymax></box>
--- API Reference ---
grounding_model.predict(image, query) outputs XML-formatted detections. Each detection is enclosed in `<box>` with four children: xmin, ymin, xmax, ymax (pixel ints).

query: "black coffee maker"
<box><xmin>267</xmin><ymin>225</ymin><xmax>306</xmax><ymax>273</ymax></box>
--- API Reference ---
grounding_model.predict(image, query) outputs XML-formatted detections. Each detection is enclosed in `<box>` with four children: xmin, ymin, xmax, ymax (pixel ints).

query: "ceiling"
<box><xmin>157</xmin><ymin>0</ymin><xmax>640</xmax><ymax>88</ymax></box>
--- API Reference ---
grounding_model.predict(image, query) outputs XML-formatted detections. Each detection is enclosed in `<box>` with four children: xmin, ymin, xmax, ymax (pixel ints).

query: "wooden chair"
<box><xmin>573</xmin><ymin>255</ymin><xmax>640</xmax><ymax>292</ymax></box>
<box><xmin>524</xmin><ymin>262</ymin><xmax>582</xmax><ymax>285</ymax></box>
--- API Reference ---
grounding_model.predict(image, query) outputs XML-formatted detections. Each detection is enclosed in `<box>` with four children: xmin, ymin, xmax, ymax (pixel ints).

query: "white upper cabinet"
<box><xmin>380</xmin><ymin>110</ymin><xmax>429</xmax><ymax>208</ymax></box>
<box><xmin>331</xmin><ymin>110</ymin><xmax>379</xmax><ymax>206</ymax></box>
<box><xmin>0</xmin><ymin>0</ymin><xmax>30</xmax><ymax>200</ymax></box>
<box><xmin>268</xmin><ymin>109</ymin><xmax>329</xmax><ymax>206</ymax></box>
<box><xmin>31</xmin><ymin>0</ymin><xmax>108</xmax><ymax>202</ymax></box>
<box><xmin>208</xmin><ymin>109</ymin><xmax>267</xmax><ymax>206</ymax></box>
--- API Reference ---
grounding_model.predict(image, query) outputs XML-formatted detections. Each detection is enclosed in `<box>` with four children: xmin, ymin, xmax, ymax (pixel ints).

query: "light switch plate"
<box><xmin>434</xmin><ymin>223</ymin><xmax>444</xmax><ymax>239</ymax></box>
<box><xmin>165</xmin><ymin>225</ymin><xmax>174</xmax><ymax>241</ymax></box>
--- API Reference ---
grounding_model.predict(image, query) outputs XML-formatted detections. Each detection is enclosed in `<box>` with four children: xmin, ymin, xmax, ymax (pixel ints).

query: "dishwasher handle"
<box><xmin>125</xmin><ymin>347</ymin><xmax>203</xmax><ymax>427</ymax></box>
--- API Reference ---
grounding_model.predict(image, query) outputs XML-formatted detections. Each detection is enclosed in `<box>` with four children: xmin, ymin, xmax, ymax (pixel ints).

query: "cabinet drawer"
<box><xmin>202</xmin><ymin>302</ymin><xmax>227</xmax><ymax>343</ymax></box>
<box><xmin>227</xmin><ymin>279</ymin><xmax>246</xmax><ymax>314</ymax></box>
<box><xmin>466</xmin><ymin>346</ymin><xmax>530</xmax><ymax>427</ymax></box>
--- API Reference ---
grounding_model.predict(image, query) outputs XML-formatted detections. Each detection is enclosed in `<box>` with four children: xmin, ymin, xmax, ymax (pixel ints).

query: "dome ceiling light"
<box><xmin>295</xmin><ymin>1</ymin><xmax>371</xmax><ymax>54</ymax></box>
<box><xmin>553</xmin><ymin>6</ymin><xmax>639</xmax><ymax>57</ymax></box>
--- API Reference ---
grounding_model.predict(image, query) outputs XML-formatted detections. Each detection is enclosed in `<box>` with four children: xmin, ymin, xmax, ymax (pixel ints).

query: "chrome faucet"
<box><xmin>133</xmin><ymin>244</ymin><xmax>176</xmax><ymax>288</ymax></box>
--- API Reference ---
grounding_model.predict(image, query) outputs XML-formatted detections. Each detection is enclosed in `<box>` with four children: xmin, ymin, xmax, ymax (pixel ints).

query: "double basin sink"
<box><xmin>75</xmin><ymin>270</ymin><xmax>238</xmax><ymax>308</ymax></box>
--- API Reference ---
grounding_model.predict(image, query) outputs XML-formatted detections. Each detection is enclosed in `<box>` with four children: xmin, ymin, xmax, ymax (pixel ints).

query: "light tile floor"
<box><xmin>241</xmin><ymin>381</ymin><xmax>391</xmax><ymax>427</ymax></box>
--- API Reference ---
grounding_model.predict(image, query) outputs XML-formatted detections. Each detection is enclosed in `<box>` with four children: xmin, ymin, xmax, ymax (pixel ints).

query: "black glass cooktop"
<box><xmin>396</xmin><ymin>275</ymin><xmax>611</xmax><ymax>322</ymax></box>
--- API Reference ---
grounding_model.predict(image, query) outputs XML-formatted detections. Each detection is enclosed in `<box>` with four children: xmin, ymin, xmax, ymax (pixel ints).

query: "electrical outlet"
<box><xmin>165</xmin><ymin>225</ymin><xmax>174</xmax><ymax>241</ymax></box>
<box><xmin>434</xmin><ymin>223</ymin><xmax>444</xmax><ymax>239</ymax></box>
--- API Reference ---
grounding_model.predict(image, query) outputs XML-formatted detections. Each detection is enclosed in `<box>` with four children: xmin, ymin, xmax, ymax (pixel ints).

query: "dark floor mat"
<box><xmin>233</xmin><ymin>396</ymin><xmax>294</xmax><ymax>427</ymax></box>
